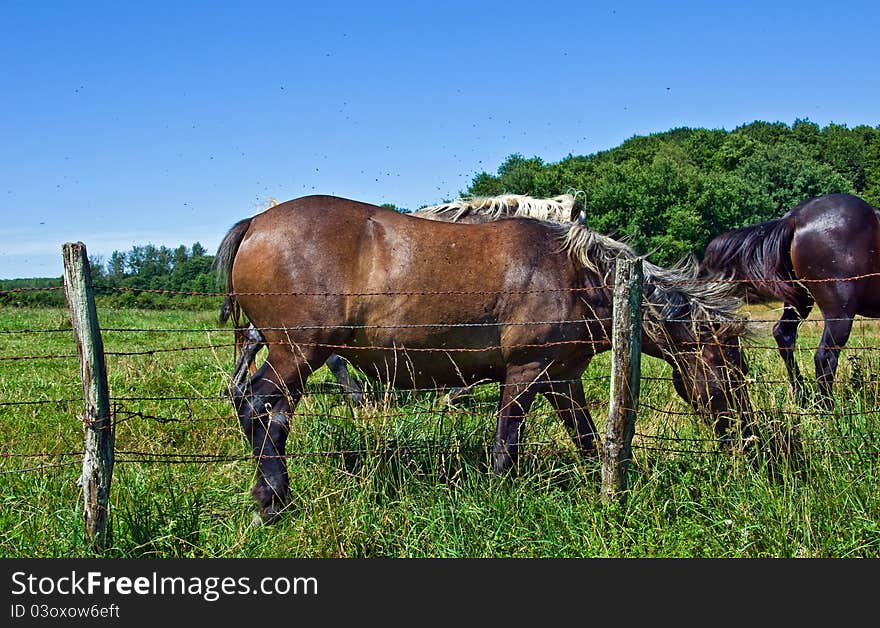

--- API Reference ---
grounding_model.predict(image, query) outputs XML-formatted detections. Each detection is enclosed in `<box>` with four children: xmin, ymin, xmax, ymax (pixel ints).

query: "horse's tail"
<box><xmin>214</xmin><ymin>217</ymin><xmax>253</xmax><ymax>328</ymax></box>
<box><xmin>700</xmin><ymin>216</ymin><xmax>802</xmax><ymax>304</ymax></box>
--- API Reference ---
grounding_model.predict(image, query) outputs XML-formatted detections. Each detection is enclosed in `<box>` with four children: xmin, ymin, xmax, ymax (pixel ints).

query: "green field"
<box><xmin>2</xmin><ymin>305</ymin><xmax>879</xmax><ymax>557</ymax></box>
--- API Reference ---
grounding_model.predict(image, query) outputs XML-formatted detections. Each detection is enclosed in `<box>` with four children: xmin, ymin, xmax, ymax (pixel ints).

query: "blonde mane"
<box><xmin>416</xmin><ymin>193</ymin><xmax>586</xmax><ymax>224</ymax></box>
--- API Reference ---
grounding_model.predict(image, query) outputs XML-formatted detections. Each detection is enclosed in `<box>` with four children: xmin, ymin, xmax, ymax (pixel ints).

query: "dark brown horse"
<box><xmin>216</xmin><ymin>194</ymin><xmax>752</xmax><ymax>522</ymax></box>
<box><xmin>699</xmin><ymin>192</ymin><xmax>880</xmax><ymax>405</ymax></box>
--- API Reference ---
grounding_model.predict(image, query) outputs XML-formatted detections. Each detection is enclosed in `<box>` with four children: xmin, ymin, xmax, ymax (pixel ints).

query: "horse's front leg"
<box><xmin>493</xmin><ymin>373</ymin><xmax>538</xmax><ymax>474</ymax></box>
<box><xmin>325</xmin><ymin>354</ymin><xmax>365</xmax><ymax>406</ymax></box>
<box><xmin>542</xmin><ymin>379</ymin><xmax>598</xmax><ymax>460</ymax></box>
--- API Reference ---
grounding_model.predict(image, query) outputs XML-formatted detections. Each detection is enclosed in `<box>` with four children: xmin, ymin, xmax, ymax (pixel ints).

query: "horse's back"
<box><xmin>237</xmin><ymin>195</ymin><xmax>570</xmax><ymax>285</ymax></box>
<box><xmin>787</xmin><ymin>192</ymin><xmax>877</xmax><ymax>221</ymax></box>
<box><xmin>248</xmin><ymin>194</ymin><xmax>384</xmax><ymax>236</ymax></box>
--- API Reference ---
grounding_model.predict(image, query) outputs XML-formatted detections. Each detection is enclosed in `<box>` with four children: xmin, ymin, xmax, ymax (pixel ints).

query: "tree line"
<box><xmin>0</xmin><ymin>243</ymin><xmax>219</xmax><ymax>309</ymax></box>
<box><xmin>465</xmin><ymin>118</ymin><xmax>880</xmax><ymax>266</ymax></box>
<box><xmin>3</xmin><ymin>118</ymin><xmax>879</xmax><ymax>307</ymax></box>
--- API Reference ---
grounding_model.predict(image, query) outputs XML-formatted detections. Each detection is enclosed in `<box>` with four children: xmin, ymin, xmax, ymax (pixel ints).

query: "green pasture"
<box><xmin>1</xmin><ymin>305</ymin><xmax>879</xmax><ymax>557</ymax></box>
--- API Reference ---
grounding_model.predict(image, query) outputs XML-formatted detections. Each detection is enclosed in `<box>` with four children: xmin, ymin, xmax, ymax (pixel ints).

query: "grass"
<box><xmin>1</xmin><ymin>304</ymin><xmax>880</xmax><ymax>557</ymax></box>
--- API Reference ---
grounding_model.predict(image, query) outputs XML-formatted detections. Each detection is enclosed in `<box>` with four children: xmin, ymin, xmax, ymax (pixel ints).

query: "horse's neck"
<box><xmin>638</xmin><ymin>326</ymin><xmax>677</xmax><ymax>363</ymax></box>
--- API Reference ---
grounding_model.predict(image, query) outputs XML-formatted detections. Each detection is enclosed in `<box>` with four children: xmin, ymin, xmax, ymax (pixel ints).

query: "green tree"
<box><xmin>818</xmin><ymin>123</ymin><xmax>873</xmax><ymax>192</ymax></box>
<box><xmin>173</xmin><ymin>245</ymin><xmax>188</xmax><ymax>268</ymax></box>
<box><xmin>736</xmin><ymin>141</ymin><xmax>852</xmax><ymax>216</ymax></box>
<box><xmin>108</xmin><ymin>251</ymin><xmax>126</xmax><ymax>279</ymax></box>
<box><xmin>864</xmin><ymin>131</ymin><xmax>880</xmax><ymax>206</ymax></box>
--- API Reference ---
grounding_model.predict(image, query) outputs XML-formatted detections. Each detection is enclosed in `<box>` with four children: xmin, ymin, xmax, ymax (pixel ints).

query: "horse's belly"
<box><xmin>336</xmin><ymin>347</ymin><xmax>504</xmax><ymax>389</ymax></box>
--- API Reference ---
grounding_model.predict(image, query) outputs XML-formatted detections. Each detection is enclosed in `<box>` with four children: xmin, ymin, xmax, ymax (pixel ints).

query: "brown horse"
<box><xmin>700</xmin><ymin>193</ymin><xmax>880</xmax><ymax>406</ymax></box>
<box><xmin>222</xmin><ymin>193</ymin><xmax>587</xmax><ymax>405</ymax></box>
<box><xmin>216</xmin><ymin>194</ymin><xmax>752</xmax><ymax>522</ymax></box>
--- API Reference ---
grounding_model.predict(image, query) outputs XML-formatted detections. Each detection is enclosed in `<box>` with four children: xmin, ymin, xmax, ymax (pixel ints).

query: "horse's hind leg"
<box><xmin>232</xmin><ymin>350</ymin><xmax>326</xmax><ymax>523</ymax></box>
<box><xmin>230</xmin><ymin>361</ymin><xmax>293</xmax><ymax>523</ymax></box>
<box><xmin>773</xmin><ymin>299</ymin><xmax>812</xmax><ymax>404</ymax></box>
<box><xmin>542</xmin><ymin>380</ymin><xmax>598</xmax><ymax>460</ymax></box>
<box><xmin>815</xmin><ymin>313</ymin><xmax>854</xmax><ymax>408</ymax></box>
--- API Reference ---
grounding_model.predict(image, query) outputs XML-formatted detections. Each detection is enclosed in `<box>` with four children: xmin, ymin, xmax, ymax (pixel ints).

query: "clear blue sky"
<box><xmin>2</xmin><ymin>1</ymin><xmax>878</xmax><ymax>279</ymax></box>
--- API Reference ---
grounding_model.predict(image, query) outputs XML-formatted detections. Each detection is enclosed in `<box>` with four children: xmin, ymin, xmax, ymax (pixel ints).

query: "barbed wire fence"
<box><xmin>4</xmin><ymin>244</ymin><xmax>880</xmax><ymax>546</ymax></box>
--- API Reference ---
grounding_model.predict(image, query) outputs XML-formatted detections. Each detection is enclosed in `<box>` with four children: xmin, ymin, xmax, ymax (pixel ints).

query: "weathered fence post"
<box><xmin>62</xmin><ymin>242</ymin><xmax>114</xmax><ymax>550</ymax></box>
<box><xmin>601</xmin><ymin>257</ymin><xmax>643</xmax><ymax>501</ymax></box>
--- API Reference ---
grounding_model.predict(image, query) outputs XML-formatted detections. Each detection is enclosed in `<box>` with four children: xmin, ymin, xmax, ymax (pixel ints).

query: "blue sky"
<box><xmin>1</xmin><ymin>1</ymin><xmax>878</xmax><ymax>279</ymax></box>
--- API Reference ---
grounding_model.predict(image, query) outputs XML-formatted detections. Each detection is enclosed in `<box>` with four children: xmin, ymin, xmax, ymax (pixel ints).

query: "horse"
<box><xmin>223</xmin><ymin>193</ymin><xmax>587</xmax><ymax>405</ymax></box>
<box><xmin>699</xmin><ymin>192</ymin><xmax>880</xmax><ymax>406</ymax></box>
<box><xmin>216</xmin><ymin>194</ymin><xmax>753</xmax><ymax>522</ymax></box>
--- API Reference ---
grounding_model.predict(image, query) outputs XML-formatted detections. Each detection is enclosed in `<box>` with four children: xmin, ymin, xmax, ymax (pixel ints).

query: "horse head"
<box><xmin>641</xmin><ymin>259</ymin><xmax>755</xmax><ymax>447</ymax></box>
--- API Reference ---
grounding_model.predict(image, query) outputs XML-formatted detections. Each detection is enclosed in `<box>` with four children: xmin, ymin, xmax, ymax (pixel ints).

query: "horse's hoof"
<box><xmin>577</xmin><ymin>435</ymin><xmax>599</xmax><ymax>460</ymax></box>
<box><xmin>259</xmin><ymin>507</ymin><xmax>282</xmax><ymax>525</ymax></box>
<box><xmin>249</xmin><ymin>508</ymin><xmax>282</xmax><ymax>526</ymax></box>
<box><xmin>491</xmin><ymin>450</ymin><xmax>518</xmax><ymax>475</ymax></box>
<box><xmin>251</xmin><ymin>483</ymin><xmax>287</xmax><ymax>524</ymax></box>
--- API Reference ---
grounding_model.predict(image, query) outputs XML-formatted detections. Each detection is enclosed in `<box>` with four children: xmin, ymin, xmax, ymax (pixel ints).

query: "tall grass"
<box><xmin>1</xmin><ymin>305</ymin><xmax>879</xmax><ymax>557</ymax></box>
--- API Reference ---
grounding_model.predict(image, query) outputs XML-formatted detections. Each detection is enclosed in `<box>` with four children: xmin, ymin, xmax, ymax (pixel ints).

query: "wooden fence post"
<box><xmin>62</xmin><ymin>242</ymin><xmax>114</xmax><ymax>550</ymax></box>
<box><xmin>601</xmin><ymin>257</ymin><xmax>643</xmax><ymax>501</ymax></box>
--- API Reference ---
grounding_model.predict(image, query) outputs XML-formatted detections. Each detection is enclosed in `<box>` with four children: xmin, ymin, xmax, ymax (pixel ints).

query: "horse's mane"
<box><xmin>415</xmin><ymin>193</ymin><xmax>586</xmax><ymax>224</ymax></box>
<box><xmin>412</xmin><ymin>192</ymin><xmax>747</xmax><ymax>339</ymax></box>
<box><xmin>560</xmin><ymin>223</ymin><xmax>748</xmax><ymax>340</ymax></box>
<box><xmin>700</xmin><ymin>217</ymin><xmax>800</xmax><ymax>304</ymax></box>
